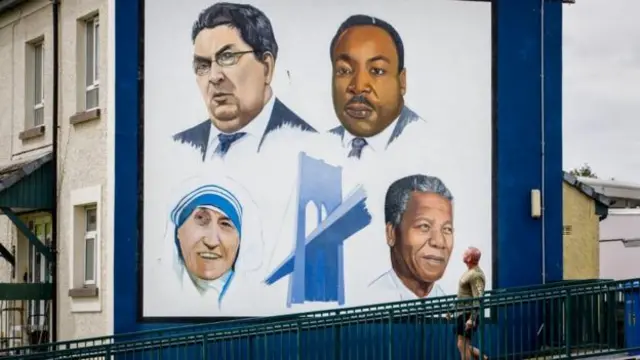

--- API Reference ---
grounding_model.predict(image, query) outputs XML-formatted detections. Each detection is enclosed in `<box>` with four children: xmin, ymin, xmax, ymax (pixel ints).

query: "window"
<box><xmin>69</xmin><ymin>185</ymin><xmax>101</xmax><ymax>310</ymax></box>
<box><xmin>32</xmin><ymin>42</ymin><xmax>44</xmax><ymax>126</ymax></box>
<box><xmin>85</xmin><ymin>17</ymin><xmax>99</xmax><ymax>110</ymax></box>
<box><xmin>83</xmin><ymin>207</ymin><xmax>97</xmax><ymax>285</ymax></box>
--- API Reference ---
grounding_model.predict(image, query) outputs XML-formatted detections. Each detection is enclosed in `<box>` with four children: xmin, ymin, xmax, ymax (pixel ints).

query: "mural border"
<box><xmin>113</xmin><ymin>0</ymin><xmax>563</xmax><ymax>332</ymax></box>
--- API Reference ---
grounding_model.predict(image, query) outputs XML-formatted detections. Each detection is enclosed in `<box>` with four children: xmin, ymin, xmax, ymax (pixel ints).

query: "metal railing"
<box><xmin>2</xmin><ymin>278</ymin><xmax>639</xmax><ymax>359</ymax></box>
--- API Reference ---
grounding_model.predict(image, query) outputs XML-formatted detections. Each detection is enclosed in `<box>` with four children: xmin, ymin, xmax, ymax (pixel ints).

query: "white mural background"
<box><xmin>142</xmin><ymin>0</ymin><xmax>492</xmax><ymax>318</ymax></box>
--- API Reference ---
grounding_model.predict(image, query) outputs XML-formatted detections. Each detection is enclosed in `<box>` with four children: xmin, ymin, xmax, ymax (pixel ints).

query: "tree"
<box><xmin>569</xmin><ymin>163</ymin><xmax>598</xmax><ymax>178</ymax></box>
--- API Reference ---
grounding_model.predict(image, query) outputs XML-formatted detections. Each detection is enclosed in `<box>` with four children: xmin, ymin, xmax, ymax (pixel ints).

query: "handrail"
<box><xmin>4</xmin><ymin>277</ymin><xmax>630</xmax><ymax>358</ymax></box>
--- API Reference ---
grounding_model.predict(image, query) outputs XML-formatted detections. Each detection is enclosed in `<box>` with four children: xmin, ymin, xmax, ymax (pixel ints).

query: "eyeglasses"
<box><xmin>193</xmin><ymin>51</ymin><xmax>256</xmax><ymax>75</ymax></box>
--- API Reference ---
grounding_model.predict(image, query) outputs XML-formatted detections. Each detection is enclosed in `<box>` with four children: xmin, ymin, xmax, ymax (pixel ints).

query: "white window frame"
<box><xmin>83</xmin><ymin>207</ymin><xmax>97</xmax><ymax>286</ymax></box>
<box><xmin>84</xmin><ymin>16</ymin><xmax>99</xmax><ymax>110</ymax></box>
<box><xmin>33</xmin><ymin>41</ymin><xmax>44</xmax><ymax>126</ymax></box>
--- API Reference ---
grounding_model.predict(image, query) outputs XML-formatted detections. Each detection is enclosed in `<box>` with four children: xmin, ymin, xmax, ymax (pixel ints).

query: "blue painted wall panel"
<box><xmin>113</xmin><ymin>0</ymin><xmax>564</xmax><ymax>353</ymax></box>
<box><xmin>542</xmin><ymin>0</ymin><xmax>564</xmax><ymax>284</ymax></box>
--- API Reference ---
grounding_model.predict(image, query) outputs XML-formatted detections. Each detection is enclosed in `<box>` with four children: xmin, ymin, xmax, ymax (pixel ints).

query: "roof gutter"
<box><xmin>0</xmin><ymin>0</ymin><xmax>28</xmax><ymax>15</ymax></box>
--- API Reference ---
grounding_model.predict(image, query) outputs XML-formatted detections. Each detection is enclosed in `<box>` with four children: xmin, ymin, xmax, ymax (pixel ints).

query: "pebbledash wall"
<box><xmin>109</xmin><ymin>0</ymin><xmax>563</xmax><ymax>338</ymax></box>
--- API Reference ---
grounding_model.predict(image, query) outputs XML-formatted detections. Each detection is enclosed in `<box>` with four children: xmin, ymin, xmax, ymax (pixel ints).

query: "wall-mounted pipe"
<box><xmin>51</xmin><ymin>0</ymin><xmax>60</xmax><ymax>343</ymax></box>
<box><xmin>540</xmin><ymin>0</ymin><xmax>547</xmax><ymax>284</ymax></box>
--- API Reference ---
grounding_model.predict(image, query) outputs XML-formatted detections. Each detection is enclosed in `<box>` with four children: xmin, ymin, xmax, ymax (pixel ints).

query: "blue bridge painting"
<box><xmin>265</xmin><ymin>152</ymin><xmax>372</xmax><ymax>307</ymax></box>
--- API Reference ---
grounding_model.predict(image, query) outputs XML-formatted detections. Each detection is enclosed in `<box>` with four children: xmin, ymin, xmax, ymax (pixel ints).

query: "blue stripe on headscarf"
<box><xmin>171</xmin><ymin>184</ymin><xmax>243</xmax><ymax>232</ymax></box>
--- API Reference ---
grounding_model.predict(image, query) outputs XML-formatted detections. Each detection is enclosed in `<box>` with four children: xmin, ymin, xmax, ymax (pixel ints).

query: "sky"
<box><xmin>563</xmin><ymin>0</ymin><xmax>640</xmax><ymax>182</ymax></box>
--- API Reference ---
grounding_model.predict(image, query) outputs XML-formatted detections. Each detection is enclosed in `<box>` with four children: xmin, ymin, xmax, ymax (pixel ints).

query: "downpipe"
<box><xmin>540</xmin><ymin>0</ymin><xmax>547</xmax><ymax>285</ymax></box>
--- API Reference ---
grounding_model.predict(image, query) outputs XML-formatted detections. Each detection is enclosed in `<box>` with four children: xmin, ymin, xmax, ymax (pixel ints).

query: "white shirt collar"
<box><xmin>207</xmin><ymin>93</ymin><xmax>276</xmax><ymax>150</ymax></box>
<box><xmin>341</xmin><ymin>113</ymin><xmax>400</xmax><ymax>152</ymax></box>
<box><xmin>388</xmin><ymin>269</ymin><xmax>444</xmax><ymax>300</ymax></box>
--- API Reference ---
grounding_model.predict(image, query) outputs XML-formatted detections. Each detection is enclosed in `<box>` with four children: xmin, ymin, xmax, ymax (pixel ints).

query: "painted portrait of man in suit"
<box><xmin>173</xmin><ymin>3</ymin><xmax>317</xmax><ymax>161</ymax></box>
<box><xmin>369</xmin><ymin>174</ymin><xmax>454</xmax><ymax>301</ymax></box>
<box><xmin>328</xmin><ymin>15</ymin><xmax>425</xmax><ymax>160</ymax></box>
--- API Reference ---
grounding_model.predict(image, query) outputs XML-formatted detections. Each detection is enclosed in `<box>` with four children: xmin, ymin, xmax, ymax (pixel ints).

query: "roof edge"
<box><xmin>563</xmin><ymin>171</ymin><xmax>612</xmax><ymax>207</ymax></box>
<box><xmin>0</xmin><ymin>0</ymin><xmax>29</xmax><ymax>16</ymax></box>
<box><xmin>0</xmin><ymin>151</ymin><xmax>53</xmax><ymax>193</ymax></box>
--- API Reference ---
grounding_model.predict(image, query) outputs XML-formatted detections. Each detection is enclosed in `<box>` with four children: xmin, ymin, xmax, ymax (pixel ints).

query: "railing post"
<box><xmin>388</xmin><ymin>310</ymin><xmax>393</xmax><ymax>359</ymax></box>
<box><xmin>334</xmin><ymin>323</ymin><xmax>341</xmax><ymax>360</ymax></box>
<box><xmin>478</xmin><ymin>297</ymin><xmax>485</xmax><ymax>359</ymax></box>
<box><xmin>297</xmin><ymin>320</ymin><xmax>302</xmax><ymax>360</ymax></box>
<box><xmin>565</xmin><ymin>291</ymin><xmax>572</xmax><ymax>358</ymax></box>
<box><xmin>201</xmin><ymin>334</ymin><xmax>207</xmax><ymax>360</ymax></box>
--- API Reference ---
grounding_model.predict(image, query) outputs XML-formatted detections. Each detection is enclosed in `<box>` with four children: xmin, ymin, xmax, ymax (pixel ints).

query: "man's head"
<box><xmin>385</xmin><ymin>174</ymin><xmax>454</xmax><ymax>285</ymax></box>
<box><xmin>191</xmin><ymin>3</ymin><xmax>278</xmax><ymax>133</ymax></box>
<box><xmin>330</xmin><ymin>15</ymin><xmax>406</xmax><ymax>138</ymax></box>
<box><xmin>463</xmin><ymin>246</ymin><xmax>481</xmax><ymax>268</ymax></box>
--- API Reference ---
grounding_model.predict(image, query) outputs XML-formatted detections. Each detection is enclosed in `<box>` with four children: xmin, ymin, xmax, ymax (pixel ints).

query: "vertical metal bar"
<box><xmin>387</xmin><ymin>311</ymin><xmax>393</xmax><ymax>360</ymax></box>
<box><xmin>201</xmin><ymin>334</ymin><xmax>207</xmax><ymax>360</ymax></box>
<box><xmin>296</xmin><ymin>320</ymin><xmax>301</xmax><ymax>360</ymax></box>
<box><xmin>565</xmin><ymin>292</ymin><xmax>572</xmax><ymax>358</ymax></box>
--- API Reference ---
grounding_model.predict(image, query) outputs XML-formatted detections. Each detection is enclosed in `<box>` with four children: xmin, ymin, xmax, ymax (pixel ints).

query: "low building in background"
<box><xmin>599</xmin><ymin>209</ymin><xmax>640</xmax><ymax>280</ymax></box>
<box><xmin>562</xmin><ymin>172</ymin><xmax>611</xmax><ymax>280</ymax></box>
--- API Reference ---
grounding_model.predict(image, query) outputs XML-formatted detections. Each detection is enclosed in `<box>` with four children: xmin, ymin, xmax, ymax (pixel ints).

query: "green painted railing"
<box><xmin>2</xmin><ymin>278</ymin><xmax>638</xmax><ymax>359</ymax></box>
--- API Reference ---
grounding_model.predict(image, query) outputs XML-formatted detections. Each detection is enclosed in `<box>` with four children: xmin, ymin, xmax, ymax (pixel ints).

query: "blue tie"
<box><xmin>348</xmin><ymin>137</ymin><xmax>368</xmax><ymax>159</ymax></box>
<box><xmin>215</xmin><ymin>132</ymin><xmax>247</xmax><ymax>157</ymax></box>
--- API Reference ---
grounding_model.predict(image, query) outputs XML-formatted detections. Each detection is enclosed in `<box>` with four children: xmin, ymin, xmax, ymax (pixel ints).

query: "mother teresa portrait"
<box><xmin>163</xmin><ymin>174</ymin><xmax>265</xmax><ymax>316</ymax></box>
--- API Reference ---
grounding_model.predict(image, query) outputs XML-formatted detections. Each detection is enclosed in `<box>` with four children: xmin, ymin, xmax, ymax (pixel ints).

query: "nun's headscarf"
<box><xmin>164</xmin><ymin>175</ymin><xmax>264</xmax><ymax>284</ymax></box>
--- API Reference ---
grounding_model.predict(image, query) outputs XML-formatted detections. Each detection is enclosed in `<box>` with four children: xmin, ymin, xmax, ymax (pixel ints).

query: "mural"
<box><xmin>142</xmin><ymin>0</ymin><xmax>492</xmax><ymax>318</ymax></box>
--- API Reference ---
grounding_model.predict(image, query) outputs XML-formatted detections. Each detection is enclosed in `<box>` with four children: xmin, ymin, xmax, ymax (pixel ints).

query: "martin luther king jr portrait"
<box><xmin>327</xmin><ymin>15</ymin><xmax>427</xmax><ymax>160</ymax></box>
<box><xmin>173</xmin><ymin>2</ymin><xmax>317</xmax><ymax>161</ymax></box>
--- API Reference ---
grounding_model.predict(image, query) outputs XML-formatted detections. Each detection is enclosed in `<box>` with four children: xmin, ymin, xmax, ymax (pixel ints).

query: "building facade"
<box><xmin>561</xmin><ymin>172</ymin><xmax>610</xmax><ymax>280</ymax></box>
<box><xmin>0</xmin><ymin>0</ymin><xmax>109</xmax><ymax>345</ymax></box>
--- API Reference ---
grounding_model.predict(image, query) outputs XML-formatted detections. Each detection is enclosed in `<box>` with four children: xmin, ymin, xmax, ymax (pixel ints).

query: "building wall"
<box><xmin>56</xmin><ymin>0</ymin><xmax>109</xmax><ymax>341</ymax></box>
<box><xmin>599</xmin><ymin>209</ymin><xmax>640</xmax><ymax>280</ymax></box>
<box><xmin>0</xmin><ymin>0</ymin><xmax>54</xmax><ymax>161</ymax></box>
<box><xmin>562</xmin><ymin>183</ymin><xmax>599</xmax><ymax>279</ymax></box>
<box><xmin>0</xmin><ymin>0</ymin><xmax>109</xmax><ymax>342</ymax></box>
<box><xmin>0</xmin><ymin>0</ymin><xmax>56</xmax><ymax>344</ymax></box>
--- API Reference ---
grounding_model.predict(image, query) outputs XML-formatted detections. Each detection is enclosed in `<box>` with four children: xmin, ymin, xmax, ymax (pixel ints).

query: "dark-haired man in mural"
<box><xmin>328</xmin><ymin>15</ymin><xmax>425</xmax><ymax>160</ymax></box>
<box><xmin>368</xmin><ymin>174</ymin><xmax>453</xmax><ymax>300</ymax></box>
<box><xmin>173</xmin><ymin>2</ymin><xmax>316</xmax><ymax>161</ymax></box>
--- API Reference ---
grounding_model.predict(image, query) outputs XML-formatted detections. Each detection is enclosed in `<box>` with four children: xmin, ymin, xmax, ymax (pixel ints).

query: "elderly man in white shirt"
<box><xmin>369</xmin><ymin>174</ymin><xmax>454</xmax><ymax>301</ymax></box>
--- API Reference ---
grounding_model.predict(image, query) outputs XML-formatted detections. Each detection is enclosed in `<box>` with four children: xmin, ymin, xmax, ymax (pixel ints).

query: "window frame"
<box><xmin>84</xmin><ymin>16</ymin><xmax>100</xmax><ymax>110</ymax></box>
<box><xmin>32</xmin><ymin>41</ymin><xmax>44</xmax><ymax>126</ymax></box>
<box><xmin>83</xmin><ymin>207</ymin><xmax>98</xmax><ymax>286</ymax></box>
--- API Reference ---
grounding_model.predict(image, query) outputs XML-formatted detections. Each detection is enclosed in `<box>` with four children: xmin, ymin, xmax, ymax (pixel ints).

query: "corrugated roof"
<box><xmin>0</xmin><ymin>152</ymin><xmax>53</xmax><ymax>193</ymax></box>
<box><xmin>563</xmin><ymin>171</ymin><xmax>612</xmax><ymax>207</ymax></box>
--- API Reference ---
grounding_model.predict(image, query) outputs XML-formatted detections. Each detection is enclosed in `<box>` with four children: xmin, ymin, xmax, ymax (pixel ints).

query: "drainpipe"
<box><xmin>51</xmin><ymin>0</ymin><xmax>60</xmax><ymax>343</ymax></box>
<box><xmin>539</xmin><ymin>0</ymin><xmax>547</xmax><ymax>284</ymax></box>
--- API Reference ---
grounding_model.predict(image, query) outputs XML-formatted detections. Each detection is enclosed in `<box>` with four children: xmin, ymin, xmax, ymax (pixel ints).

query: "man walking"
<box><xmin>450</xmin><ymin>246</ymin><xmax>488</xmax><ymax>360</ymax></box>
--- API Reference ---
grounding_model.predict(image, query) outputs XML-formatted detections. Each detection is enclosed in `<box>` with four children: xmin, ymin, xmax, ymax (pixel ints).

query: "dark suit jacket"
<box><xmin>173</xmin><ymin>97</ymin><xmax>317</xmax><ymax>161</ymax></box>
<box><xmin>328</xmin><ymin>105</ymin><xmax>421</xmax><ymax>148</ymax></box>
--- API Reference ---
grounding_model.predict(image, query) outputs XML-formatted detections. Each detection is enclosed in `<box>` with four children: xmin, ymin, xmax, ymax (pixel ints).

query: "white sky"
<box><xmin>563</xmin><ymin>0</ymin><xmax>640</xmax><ymax>182</ymax></box>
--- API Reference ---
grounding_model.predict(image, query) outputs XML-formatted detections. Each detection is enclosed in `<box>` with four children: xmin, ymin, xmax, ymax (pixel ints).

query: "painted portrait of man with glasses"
<box><xmin>173</xmin><ymin>2</ymin><xmax>317</xmax><ymax>161</ymax></box>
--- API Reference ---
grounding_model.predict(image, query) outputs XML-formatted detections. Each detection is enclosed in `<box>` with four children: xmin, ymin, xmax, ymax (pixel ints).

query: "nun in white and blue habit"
<box><xmin>163</xmin><ymin>175</ymin><xmax>265</xmax><ymax>316</ymax></box>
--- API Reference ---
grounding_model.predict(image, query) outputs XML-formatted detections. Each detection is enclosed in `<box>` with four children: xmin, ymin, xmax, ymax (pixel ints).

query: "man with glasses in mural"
<box><xmin>173</xmin><ymin>3</ymin><xmax>316</xmax><ymax>161</ymax></box>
